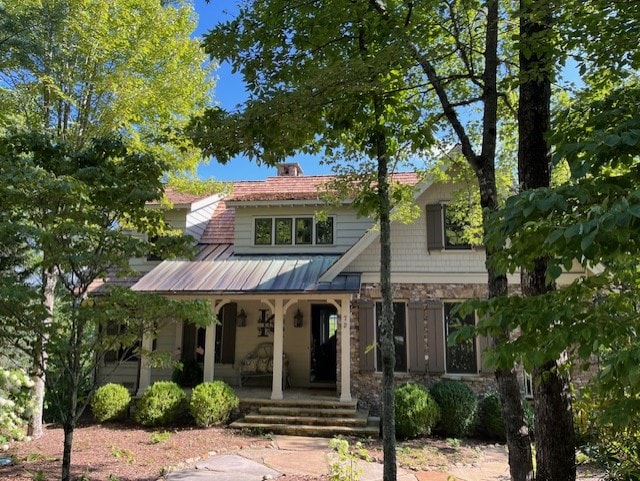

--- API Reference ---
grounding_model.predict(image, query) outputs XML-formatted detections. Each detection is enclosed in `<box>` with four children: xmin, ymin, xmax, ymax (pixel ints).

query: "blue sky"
<box><xmin>192</xmin><ymin>1</ymin><xmax>329</xmax><ymax>181</ymax></box>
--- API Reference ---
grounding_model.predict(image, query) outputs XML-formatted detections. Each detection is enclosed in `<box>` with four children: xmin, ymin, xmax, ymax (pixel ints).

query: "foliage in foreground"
<box><xmin>135</xmin><ymin>382</ymin><xmax>186</xmax><ymax>427</ymax></box>
<box><xmin>430</xmin><ymin>380</ymin><xmax>477</xmax><ymax>438</ymax></box>
<box><xmin>574</xmin><ymin>386</ymin><xmax>640</xmax><ymax>480</ymax></box>
<box><xmin>189</xmin><ymin>381</ymin><xmax>239</xmax><ymax>427</ymax></box>
<box><xmin>395</xmin><ymin>383</ymin><xmax>441</xmax><ymax>440</ymax></box>
<box><xmin>91</xmin><ymin>384</ymin><xmax>131</xmax><ymax>423</ymax></box>
<box><xmin>328</xmin><ymin>438</ymin><xmax>365</xmax><ymax>481</ymax></box>
<box><xmin>0</xmin><ymin>369</ymin><xmax>33</xmax><ymax>441</ymax></box>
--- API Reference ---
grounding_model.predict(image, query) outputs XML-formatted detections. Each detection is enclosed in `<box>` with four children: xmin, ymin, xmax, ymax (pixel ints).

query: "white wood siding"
<box><xmin>150</xmin><ymin>321</ymin><xmax>179</xmax><ymax>383</ymax></box>
<box><xmin>186</xmin><ymin>202</ymin><xmax>216</xmax><ymax>242</ymax></box>
<box><xmin>233</xmin><ymin>205</ymin><xmax>373</xmax><ymax>255</ymax></box>
<box><xmin>345</xmin><ymin>182</ymin><xmax>487</xmax><ymax>276</ymax></box>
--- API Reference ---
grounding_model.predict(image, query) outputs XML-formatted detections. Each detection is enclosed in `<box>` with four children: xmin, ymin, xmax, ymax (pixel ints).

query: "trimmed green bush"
<box><xmin>91</xmin><ymin>383</ymin><xmax>131</xmax><ymax>422</ymax></box>
<box><xmin>135</xmin><ymin>381</ymin><xmax>186</xmax><ymax>426</ymax></box>
<box><xmin>395</xmin><ymin>383</ymin><xmax>441</xmax><ymax>439</ymax></box>
<box><xmin>479</xmin><ymin>391</ymin><xmax>505</xmax><ymax>441</ymax></box>
<box><xmin>189</xmin><ymin>381</ymin><xmax>239</xmax><ymax>427</ymax></box>
<box><xmin>430</xmin><ymin>380</ymin><xmax>478</xmax><ymax>438</ymax></box>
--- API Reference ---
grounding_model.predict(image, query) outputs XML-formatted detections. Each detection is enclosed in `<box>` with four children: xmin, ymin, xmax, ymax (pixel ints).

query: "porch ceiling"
<box><xmin>131</xmin><ymin>255</ymin><xmax>361</xmax><ymax>294</ymax></box>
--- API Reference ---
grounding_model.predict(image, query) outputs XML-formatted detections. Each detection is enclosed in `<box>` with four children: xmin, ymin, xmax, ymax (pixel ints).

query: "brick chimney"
<box><xmin>276</xmin><ymin>163</ymin><xmax>304</xmax><ymax>177</ymax></box>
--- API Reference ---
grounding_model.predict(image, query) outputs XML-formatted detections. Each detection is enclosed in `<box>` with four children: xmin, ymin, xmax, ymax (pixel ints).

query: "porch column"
<box><xmin>340</xmin><ymin>296</ymin><xmax>352</xmax><ymax>402</ymax></box>
<box><xmin>271</xmin><ymin>298</ymin><xmax>284</xmax><ymax>400</ymax></box>
<box><xmin>137</xmin><ymin>333</ymin><xmax>154</xmax><ymax>396</ymax></box>
<box><xmin>203</xmin><ymin>322</ymin><xmax>216</xmax><ymax>382</ymax></box>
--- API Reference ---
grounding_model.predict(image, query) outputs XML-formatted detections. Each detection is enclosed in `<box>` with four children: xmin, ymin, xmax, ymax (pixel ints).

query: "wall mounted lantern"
<box><xmin>294</xmin><ymin>309</ymin><xmax>304</xmax><ymax>328</ymax></box>
<box><xmin>236</xmin><ymin>308</ymin><xmax>248</xmax><ymax>327</ymax></box>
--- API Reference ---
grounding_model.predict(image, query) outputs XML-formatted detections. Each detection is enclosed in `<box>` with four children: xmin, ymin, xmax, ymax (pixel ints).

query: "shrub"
<box><xmin>395</xmin><ymin>383</ymin><xmax>441</xmax><ymax>439</ymax></box>
<box><xmin>477</xmin><ymin>391</ymin><xmax>535</xmax><ymax>442</ymax></box>
<box><xmin>478</xmin><ymin>391</ymin><xmax>505</xmax><ymax>441</ymax></box>
<box><xmin>189</xmin><ymin>381</ymin><xmax>239</xmax><ymax>427</ymax></box>
<box><xmin>91</xmin><ymin>384</ymin><xmax>131</xmax><ymax>422</ymax></box>
<box><xmin>135</xmin><ymin>381</ymin><xmax>186</xmax><ymax>426</ymax></box>
<box><xmin>172</xmin><ymin>358</ymin><xmax>203</xmax><ymax>388</ymax></box>
<box><xmin>0</xmin><ymin>369</ymin><xmax>34</xmax><ymax>441</ymax></box>
<box><xmin>430</xmin><ymin>380</ymin><xmax>477</xmax><ymax>438</ymax></box>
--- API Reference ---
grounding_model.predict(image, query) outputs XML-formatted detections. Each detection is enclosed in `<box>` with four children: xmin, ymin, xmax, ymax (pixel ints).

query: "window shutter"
<box><xmin>220</xmin><ymin>303</ymin><xmax>237</xmax><ymax>364</ymax></box>
<box><xmin>358</xmin><ymin>300</ymin><xmax>375</xmax><ymax>372</ymax></box>
<box><xmin>182</xmin><ymin>323</ymin><xmax>197</xmax><ymax>361</ymax></box>
<box><xmin>407</xmin><ymin>301</ymin><xmax>426</xmax><ymax>373</ymax></box>
<box><xmin>426</xmin><ymin>204</ymin><xmax>444</xmax><ymax>250</ymax></box>
<box><xmin>477</xmin><ymin>333</ymin><xmax>493</xmax><ymax>374</ymax></box>
<box><xmin>426</xmin><ymin>301</ymin><xmax>445</xmax><ymax>373</ymax></box>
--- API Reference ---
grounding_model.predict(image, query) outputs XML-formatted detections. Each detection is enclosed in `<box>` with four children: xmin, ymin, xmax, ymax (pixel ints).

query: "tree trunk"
<box><xmin>28</xmin><ymin>265</ymin><xmax>57</xmax><ymax>439</ymax></box>
<box><xmin>374</xmin><ymin>102</ymin><xmax>397</xmax><ymax>481</ymax></box>
<box><xmin>477</xmin><ymin>2</ymin><xmax>534</xmax><ymax>477</ymax></box>
<box><xmin>61</xmin><ymin>421</ymin><xmax>75</xmax><ymax>481</ymax></box>
<box><xmin>519</xmin><ymin>1</ymin><xmax>575</xmax><ymax>479</ymax></box>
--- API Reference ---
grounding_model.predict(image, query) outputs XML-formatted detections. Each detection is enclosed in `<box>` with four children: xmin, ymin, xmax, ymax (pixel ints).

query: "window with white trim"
<box><xmin>253</xmin><ymin>216</ymin><xmax>334</xmax><ymax>246</ymax></box>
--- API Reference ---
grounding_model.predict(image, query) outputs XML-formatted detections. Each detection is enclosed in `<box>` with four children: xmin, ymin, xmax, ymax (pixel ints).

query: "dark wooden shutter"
<box><xmin>477</xmin><ymin>333</ymin><xmax>493</xmax><ymax>374</ymax></box>
<box><xmin>358</xmin><ymin>300</ymin><xmax>375</xmax><ymax>372</ymax></box>
<box><xmin>426</xmin><ymin>204</ymin><xmax>444</xmax><ymax>250</ymax></box>
<box><xmin>182</xmin><ymin>323</ymin><xmax>197</xmax><ymax>361</ymax></box>
<box><xmin>220</xmin><ymin>303</ymin><xmax>237</xmax><ymax>364</ymax></box>
<box><xmin>407</xmin><ymin>301</ymin><xmax>426</xmax><ymax>373</ymax></box>
<box><xmin>426</xmin><ymin>301</ymin><xmax>445</xmax><ymax>373</ymax></box>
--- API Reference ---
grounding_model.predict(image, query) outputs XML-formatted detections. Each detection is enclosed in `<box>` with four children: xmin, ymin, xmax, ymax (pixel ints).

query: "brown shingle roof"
<box><xmin>162</xmin><ymin>187</ymin><xmax>211</xmax><ymax>206</ymax></box>
<box><xmin>200</xmin><ymin>200</ymin><xmax>235</xmax><ymax>244</ymax></box>
<box><xmin>227</xmin><ymin>172</ymin><xmax>420</xmax><ymax>202</ymax></box>
<box><xmin>228</xmin><ymin>176</ymin><xmax>335</xmax><ymax>202</ymax></box>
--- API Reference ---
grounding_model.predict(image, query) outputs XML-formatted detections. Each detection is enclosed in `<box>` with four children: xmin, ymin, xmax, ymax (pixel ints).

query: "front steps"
<box><xmin>229</xmin><ymin>397</ymin><xmax>380</xmax><ymax>438</ymax></box>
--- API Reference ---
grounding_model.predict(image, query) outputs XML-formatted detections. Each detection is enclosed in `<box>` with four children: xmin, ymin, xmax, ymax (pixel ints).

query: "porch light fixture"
<box><xmin>293</xmin><ymin>309</ymin><xmax>304</xmax><ymax>328</ymax></box>
<box><xmin>236</xmin><ymin>309</ymin><xmax>248</xmax><ymax>327</ymax></box>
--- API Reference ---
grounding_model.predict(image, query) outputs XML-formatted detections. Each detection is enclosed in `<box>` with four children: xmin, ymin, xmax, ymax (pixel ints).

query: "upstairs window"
<box><xmin>253</xmin><ymin>216</ymin><xmax>334</xmax><ymax>246</ymax></box>
<box><xmin>275</xmin><ymin>218</ymin><xmax>293</xmax><ymax>244</ymax></box>
<box><xmin>426</xmin><ymin>204</ymin><xmax>472</xmax><ymax>251</ymax></box>
<box><xmin>316</xmin><ymin>217</ymin><xmax>334</xmax><ymax>245</ymax></box>
<box><xmin>295</xmin><ymin>217</ymin><xmax>313</xmax><ymax>244</ymax></box>
<box><xmin>255</xmin><ymin>218</ymin><xmax>273</xmax><ymax>245</ymax></box>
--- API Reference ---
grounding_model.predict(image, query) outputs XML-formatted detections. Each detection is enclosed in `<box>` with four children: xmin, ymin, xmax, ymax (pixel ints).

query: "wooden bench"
<box><xmin>238</xmin><ymin>342</ymin><xmax>291</xmax><ymax>388</ymax></box>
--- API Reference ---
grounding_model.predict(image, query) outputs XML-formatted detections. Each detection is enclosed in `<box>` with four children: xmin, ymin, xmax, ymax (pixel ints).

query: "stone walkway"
<box><xmin>164</xmin><ymin>436</ymin><xmax>517</xmax><ymax>481</ymax></box>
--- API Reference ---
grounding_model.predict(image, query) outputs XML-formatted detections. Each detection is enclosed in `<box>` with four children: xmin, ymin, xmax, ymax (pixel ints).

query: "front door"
<box><xmin>310</xmin><ymin>304</ymin><xmax>338</xmax><ymax>383</ymax></box>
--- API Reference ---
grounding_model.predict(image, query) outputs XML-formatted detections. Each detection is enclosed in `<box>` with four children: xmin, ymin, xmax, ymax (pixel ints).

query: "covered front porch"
<box><xmin>132</xmin><ymin>255</ymin><xmax>361</xmax><ymax>404</ymax></box>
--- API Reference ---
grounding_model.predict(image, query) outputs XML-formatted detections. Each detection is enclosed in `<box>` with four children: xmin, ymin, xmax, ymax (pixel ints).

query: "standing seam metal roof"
<box><xmin>131</xmin><ymin>255</ymin><xmax>361</xmax><ymax>294</ymax></box>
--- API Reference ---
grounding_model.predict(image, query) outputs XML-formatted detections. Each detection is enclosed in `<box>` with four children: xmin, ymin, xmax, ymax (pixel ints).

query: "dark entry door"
<box><xmin>310</xmin><ymin>304</ymin><xmax>338</xmax><ymax>383</ymax></box>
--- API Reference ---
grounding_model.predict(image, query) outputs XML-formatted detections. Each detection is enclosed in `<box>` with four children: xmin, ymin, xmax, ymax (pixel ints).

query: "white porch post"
<box><xmin>203</xmin><ymin>322</ymin><xmax>216</xmax><ymax>382</ymax></box>
<box><xmin>137</xmin><ymin>333</ymin><xmax>154</xmax><ymax>396</ymax></box>
<box><xmin>271</xmin><ymin>298</ymin><xmax>284</xmax><ymax>400</ymax></box>
<box><xmin>340</xmin><ymin>296</ymin><xmax>352</xmax><ymax>402</ymax></box>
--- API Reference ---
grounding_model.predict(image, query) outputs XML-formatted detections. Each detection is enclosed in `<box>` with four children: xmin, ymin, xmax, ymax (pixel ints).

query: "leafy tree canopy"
<box><xmin>0</xmin><ymin>0</ymin><xmax>214</xmax><ymax>172</ymax></box>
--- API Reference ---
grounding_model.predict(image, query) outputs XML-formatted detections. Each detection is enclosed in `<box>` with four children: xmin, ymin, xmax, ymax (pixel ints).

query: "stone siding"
<box><xmin>349</xmin><ymin>282</ymin><xmax>498</xmax><ymax>414</ymax></box>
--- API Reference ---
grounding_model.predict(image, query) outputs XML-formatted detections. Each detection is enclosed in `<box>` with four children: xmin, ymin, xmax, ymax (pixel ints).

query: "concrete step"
<box><xmin>244</xmin><ymin>412</ymin><xmax>368</xmax><ymax>427</ymax></box>
<box><xmin>258</xmin><ymin>406</ymin><xmax>356</xmax><ymax>417</ymax></box>
<box><xmin>239</xmin><ymin>397</ymin><xmax>357</xmax><ymax>410</ymax></box>
<box><xmin>228</xmin><ymin>419</ymin><xmax>380</xmax><ymax>438</ymax></box>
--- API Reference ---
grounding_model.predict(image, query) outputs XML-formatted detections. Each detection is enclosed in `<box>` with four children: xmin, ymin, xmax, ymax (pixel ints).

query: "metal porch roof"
<box><xmin>131</xmin><ymin>255</ymin><xmax>361</xmax><ymax>294</ymax></box>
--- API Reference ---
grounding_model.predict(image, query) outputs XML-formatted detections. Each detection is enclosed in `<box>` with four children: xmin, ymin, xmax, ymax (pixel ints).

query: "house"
<box><xmin>101</xmin><ymin>163</ymin><xmax>589</xmax><ymax>411</ymax></box>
